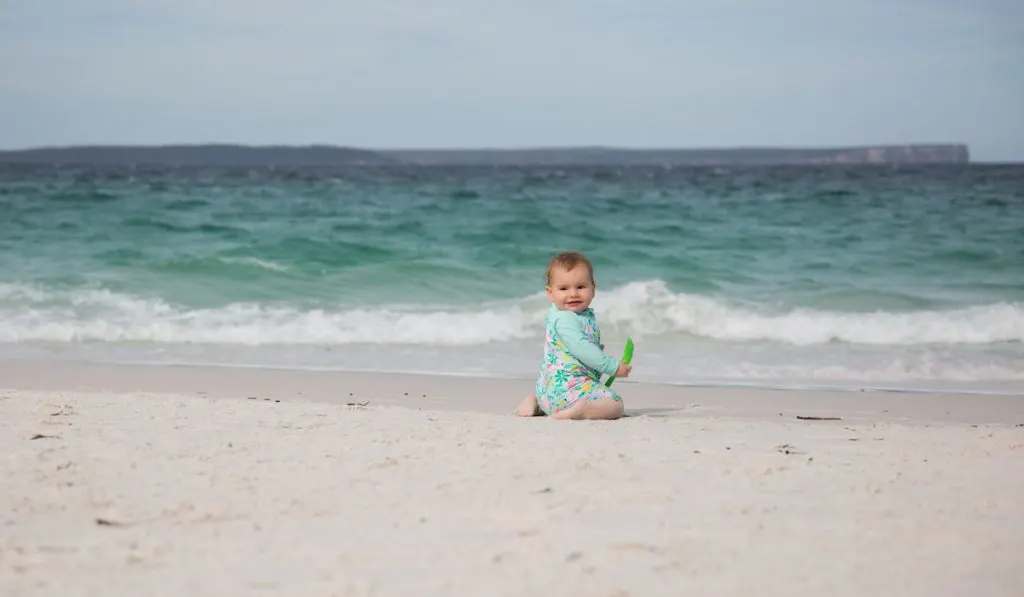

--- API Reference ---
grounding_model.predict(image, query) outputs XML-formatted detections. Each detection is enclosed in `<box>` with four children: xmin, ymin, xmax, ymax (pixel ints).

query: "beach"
<box><xmin>3</xmin><ymin>3</ymin><xmax>1022</xmax><ymax>593</ymax></box>
<box><xmin>2</xmin><ymin>163</ymin><xmax>1023</xmax><ymax>595</ymax></box>
<box><xmin>2</xmin><ymin>362</ymin><xmax>1022</xmax><ymax>597</ymax></box>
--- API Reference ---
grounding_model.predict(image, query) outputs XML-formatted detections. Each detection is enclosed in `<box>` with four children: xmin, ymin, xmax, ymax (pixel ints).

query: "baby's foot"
<box><xmin>514</xmin><ymin>395</ymin><xmax>542</xmax><ymax>417</ymax></box>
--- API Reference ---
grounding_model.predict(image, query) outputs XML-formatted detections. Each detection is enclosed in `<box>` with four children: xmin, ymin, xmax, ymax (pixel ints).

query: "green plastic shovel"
<box><xmin>604</xmin><ymin>336</ymin><xmax>634</xmax><ymax>387</ymax></box>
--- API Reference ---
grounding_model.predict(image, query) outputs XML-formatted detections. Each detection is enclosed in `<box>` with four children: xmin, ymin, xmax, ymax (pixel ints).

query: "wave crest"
<box><xmin>600</xmin><ymin>280</ymin><xmax>1024</xmax><ymax>345</ymax></box>
<box><xmin>0</xmin><ymin>280</ymin><xmax>1021</xmax><ymax>346</ymax></box>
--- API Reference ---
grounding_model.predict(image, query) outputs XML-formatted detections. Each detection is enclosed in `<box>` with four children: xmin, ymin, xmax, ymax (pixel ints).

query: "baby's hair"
<box><xmin>545</xmin><ymin>251</ymin><xmax>595</xmax><ymax>286</ymax></box>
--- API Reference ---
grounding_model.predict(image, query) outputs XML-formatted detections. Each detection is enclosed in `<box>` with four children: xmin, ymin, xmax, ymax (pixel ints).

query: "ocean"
<box><xmin>1</xmin><ymin>163</ymin><xmax>1022</xmax><ymax>394</ymax></box>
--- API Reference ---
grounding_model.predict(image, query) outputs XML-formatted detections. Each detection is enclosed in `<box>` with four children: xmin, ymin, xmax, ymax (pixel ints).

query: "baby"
<box><xmin>515</xmin><ymin>251</ymin><xmax>631</xmax><ymax>420</ymax></box>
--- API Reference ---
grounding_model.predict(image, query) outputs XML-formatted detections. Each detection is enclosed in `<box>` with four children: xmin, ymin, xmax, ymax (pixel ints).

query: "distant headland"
<box><xmin>0</xmin><ymin>143</ymin><xmax>970</xmax><ymax>166</ymax></box>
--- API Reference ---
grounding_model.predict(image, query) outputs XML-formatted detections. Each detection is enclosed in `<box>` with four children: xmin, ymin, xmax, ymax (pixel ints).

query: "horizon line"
<box><xmin>1</xmin><ymin>142</ymin><xmax>972</xmax><ymax>152</ymax></box>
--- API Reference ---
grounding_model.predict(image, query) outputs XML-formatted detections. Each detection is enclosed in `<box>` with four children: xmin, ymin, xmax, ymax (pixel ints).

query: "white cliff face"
<box><xmin>810</xmin><ymin>144</ymin><xmax>970</xmax><ymax>165</ymax></box>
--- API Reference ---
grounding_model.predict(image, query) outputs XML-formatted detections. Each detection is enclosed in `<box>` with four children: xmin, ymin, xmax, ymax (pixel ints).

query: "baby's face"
<box><xmin>546</xmin><ymin>266</ymin><xmax>595</xmax><ymax>313</ymax></box>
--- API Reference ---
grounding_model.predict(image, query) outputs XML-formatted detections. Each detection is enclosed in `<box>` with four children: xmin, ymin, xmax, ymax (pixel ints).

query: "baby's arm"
<box><xmin>552</xmin><ymin>312</ymin><xmax>620</xmax><ymax>375</ymax></box>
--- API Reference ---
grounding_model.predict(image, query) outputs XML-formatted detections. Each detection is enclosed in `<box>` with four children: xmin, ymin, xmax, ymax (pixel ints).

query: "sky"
<box><xmin>1</xmin><ymin>0</ymin><xmax>1022</xmax><ymax>161</ymax></box>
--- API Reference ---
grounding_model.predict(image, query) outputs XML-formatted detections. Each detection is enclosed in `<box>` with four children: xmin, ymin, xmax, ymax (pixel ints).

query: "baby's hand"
<box><xmin>615</xmin><ymin>362</ymin><xmax>632</xmax><ymax>378</ymax></box>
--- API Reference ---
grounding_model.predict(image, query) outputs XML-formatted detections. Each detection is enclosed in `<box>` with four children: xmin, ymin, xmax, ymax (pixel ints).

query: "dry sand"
<box><xmin>2</xmin><ymin>362</ymin><xmax>1023</xmax><ymax>597</ymax></box>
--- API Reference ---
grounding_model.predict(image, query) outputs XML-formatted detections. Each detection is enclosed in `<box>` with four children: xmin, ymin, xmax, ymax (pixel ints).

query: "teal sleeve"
<box><xmin>553</xmin><ymin>312</ymin><xmax>620</xmax><ymax>375</ymax></box>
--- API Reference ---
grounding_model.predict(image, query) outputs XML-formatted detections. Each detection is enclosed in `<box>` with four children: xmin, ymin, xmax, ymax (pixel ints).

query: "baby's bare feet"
<box><xmin>514</xmin><ymin>395</ymin><xmax>542</xmax><ymax>417</ymax></box>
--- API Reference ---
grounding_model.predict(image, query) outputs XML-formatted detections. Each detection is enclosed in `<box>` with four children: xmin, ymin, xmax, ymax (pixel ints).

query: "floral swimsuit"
<box><xmin>535</xmin><ymin>305</ymin><xmax>622</xmax><ymax>415</ymax></box>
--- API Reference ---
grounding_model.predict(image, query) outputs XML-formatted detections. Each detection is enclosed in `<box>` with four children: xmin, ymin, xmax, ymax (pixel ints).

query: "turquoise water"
<box><xmin>1</xmin><ymin>163</ymin><xmax>1022</xmax><ymax>393</ymax></box>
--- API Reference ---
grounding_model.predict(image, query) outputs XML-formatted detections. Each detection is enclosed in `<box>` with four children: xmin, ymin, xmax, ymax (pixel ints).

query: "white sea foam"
<box><xmin>1</xmin><ymin>280</ymin><xmax>1022</xmax><ymax>347</ymax></box>
<box><xmin>598</xmin><ymin>280</ymin><xmax>1024</xmax><ymax>346</ymax></box>
<box><xmin>3</xmin><ymin>281</ymin><xmax>1023</xmax><ymax>388</ymax></box>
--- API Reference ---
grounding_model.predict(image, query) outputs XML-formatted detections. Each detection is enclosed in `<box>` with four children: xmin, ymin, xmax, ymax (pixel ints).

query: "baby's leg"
<box><xmin>550</xmin><ymin>396</ymin><xmax>623</xmax><ymax>420</ymax></box>
<box><xmin>550</xmin><ymin>386</ymin><xmax>624</xmax><ymax>420</ymax></box>
<box><xmin>514</xmin><ymin>394</ymin><xmax>543</xmax><ymax>417</ymax></box>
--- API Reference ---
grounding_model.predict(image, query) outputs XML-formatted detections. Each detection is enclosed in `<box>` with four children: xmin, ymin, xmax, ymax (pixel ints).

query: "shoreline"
<box><xmin>2</xmin><ymin>359</ymin><xmax>1021</xmax><ymax>425</ymax></box>
<box><xmin>9</xmin><ymin>353</ymin><xmax>1024</xmax><ymax>397</ymax></box>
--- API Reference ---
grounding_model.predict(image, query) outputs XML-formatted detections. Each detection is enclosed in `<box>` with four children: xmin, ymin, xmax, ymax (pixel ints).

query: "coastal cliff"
<box><xmin>0</xmin><ymin>143</ymin><xmax>970</xmax><ymax>166</ymax></box>
<box><xmin>383</xmin><ymin>144</ymin><xmax>971</xmax><ymax>166</ymax></box>
<box><xmin>804</xmin><ymin>144</ymin><xmax>971</xmax><ymax>165</ymax></box>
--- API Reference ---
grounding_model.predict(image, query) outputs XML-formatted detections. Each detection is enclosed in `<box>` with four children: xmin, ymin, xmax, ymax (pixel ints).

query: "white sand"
<box><xmin>2</xmin><ymin>364</ymin><xmax>1023</xmax><ymax>596</ymax></box>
